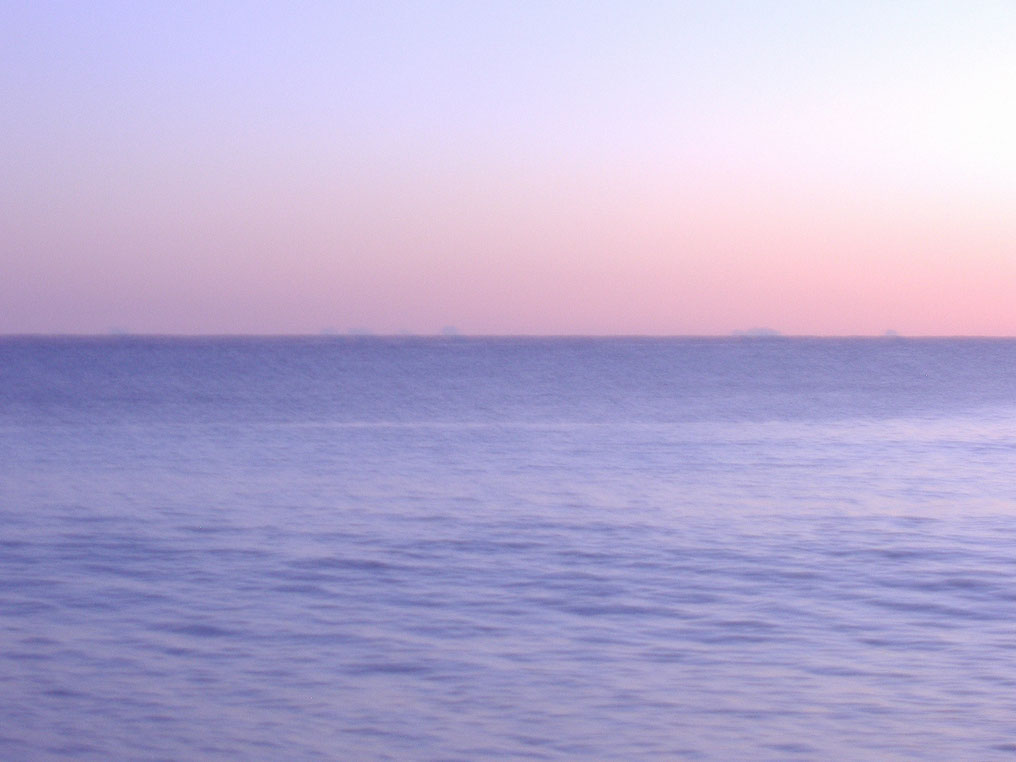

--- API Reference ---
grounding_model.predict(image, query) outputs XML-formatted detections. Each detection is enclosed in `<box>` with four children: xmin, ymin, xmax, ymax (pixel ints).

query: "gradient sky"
<box><xmin>3</xmin><ymin>1</ymin><xmax>1015</xmax><ymax>335</ymax></box>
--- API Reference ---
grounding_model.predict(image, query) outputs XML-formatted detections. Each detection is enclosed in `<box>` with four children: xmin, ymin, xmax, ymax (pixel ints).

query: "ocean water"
<box><xmin>2</xmin><ymin>337</ymin><xmax>1016</xmax><ymax>760</ymax></box>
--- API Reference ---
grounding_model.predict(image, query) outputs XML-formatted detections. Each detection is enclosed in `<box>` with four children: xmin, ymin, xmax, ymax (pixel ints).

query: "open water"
<box><xmin>2</xmin><ymin>337</ymin><xmax>1016</xmax><ymax>760</ymax></box>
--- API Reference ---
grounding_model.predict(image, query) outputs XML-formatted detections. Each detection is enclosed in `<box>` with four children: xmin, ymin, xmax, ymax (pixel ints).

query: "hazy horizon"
<box><xmin>4</xmin><ymin>331</ymin><xmax>1016</xmax><ymax>339</ymax></box>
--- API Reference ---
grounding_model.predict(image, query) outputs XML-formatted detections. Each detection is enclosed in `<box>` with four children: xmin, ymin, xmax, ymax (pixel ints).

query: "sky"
<box><xmin>2</xmin><ymin>0</ymin><xmax>1015</xmax><ymax>335</ymax></box>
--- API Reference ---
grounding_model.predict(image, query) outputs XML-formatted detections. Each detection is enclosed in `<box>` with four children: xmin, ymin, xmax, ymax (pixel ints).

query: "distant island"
<box><xmin>732</xmin><ymin>327</ymin><xmax>781</xmax><ymax>337</ymax></box>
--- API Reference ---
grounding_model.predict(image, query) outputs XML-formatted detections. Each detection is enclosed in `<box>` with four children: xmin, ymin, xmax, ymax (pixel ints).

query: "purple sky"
<box><xmin>3</xmin><ymin>1</ymin><xmax>1015</xmax><ymax>335</ymax></box>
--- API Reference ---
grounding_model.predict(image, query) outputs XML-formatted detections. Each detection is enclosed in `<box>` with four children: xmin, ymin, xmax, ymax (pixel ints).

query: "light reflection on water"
<box><xmin>1</xmin><ymin>338</ymin><xmax>1016</xmax><ymax>759</ymax></box>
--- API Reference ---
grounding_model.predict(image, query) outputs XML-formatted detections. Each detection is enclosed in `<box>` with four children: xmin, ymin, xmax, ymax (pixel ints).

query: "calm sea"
<box><xmin>2</xmin><ymin>337</ymin><xmax>1016</xmax><ymax>760</ymax></box>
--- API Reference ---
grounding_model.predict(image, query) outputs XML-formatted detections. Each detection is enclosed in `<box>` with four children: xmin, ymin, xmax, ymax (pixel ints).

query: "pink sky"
<box><xmin>3</xmin><ymin>2</ymin><xmax>1015</xmax><ymax>335</ymax></box>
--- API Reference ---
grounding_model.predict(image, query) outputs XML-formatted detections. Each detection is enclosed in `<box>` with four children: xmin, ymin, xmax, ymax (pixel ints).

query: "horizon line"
<box><xmin>3</xmin><ymin>333</ymin><xmax>1016</xmax><ymax>340</ymax></box>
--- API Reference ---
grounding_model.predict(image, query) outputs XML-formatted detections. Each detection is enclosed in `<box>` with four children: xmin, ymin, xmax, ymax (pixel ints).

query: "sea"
<box><xmin>2</xmin><ymin>336</ymin><xmax>1016</xmax><ymax>760</ymax></box>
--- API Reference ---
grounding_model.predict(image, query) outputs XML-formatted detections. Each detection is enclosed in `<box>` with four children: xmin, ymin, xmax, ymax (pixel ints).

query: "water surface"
<box><xmin>2</xmin><ymin>337</ymin><xmax>1016</xmax><ymax>759</ymax></box>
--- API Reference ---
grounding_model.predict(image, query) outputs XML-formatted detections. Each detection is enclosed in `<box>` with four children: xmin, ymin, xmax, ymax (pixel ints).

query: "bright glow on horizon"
<box><xmin>2</xmin><ymin>1</ymin><xmax>1015</xmax><ymax>335</ymax></box>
